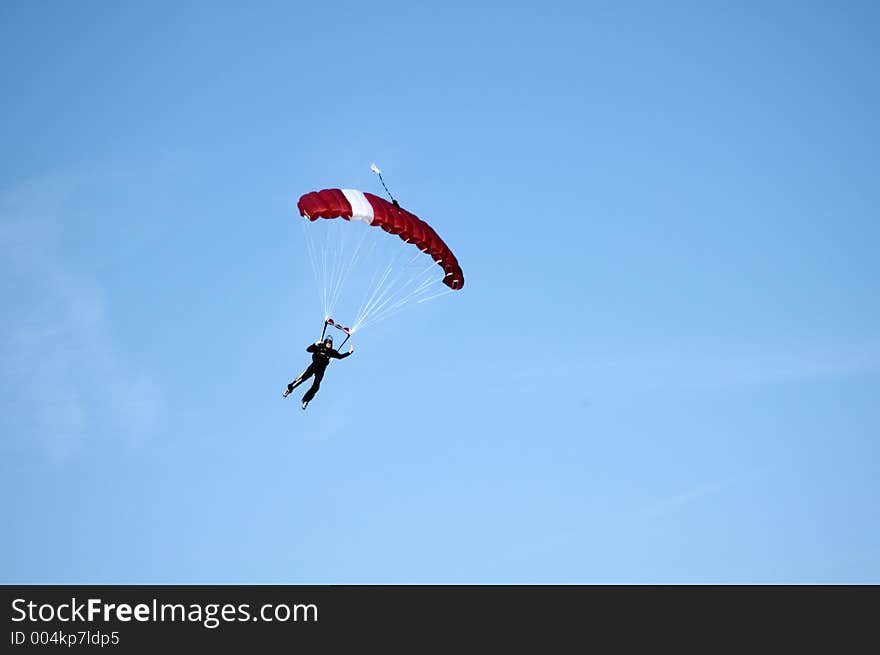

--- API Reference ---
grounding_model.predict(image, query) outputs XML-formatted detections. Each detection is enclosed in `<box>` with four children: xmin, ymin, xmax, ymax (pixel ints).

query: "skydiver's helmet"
<box><xmin>324</xmin><ymin>335</ymin><xmax>333</xmax><ymax>347</ymax></box>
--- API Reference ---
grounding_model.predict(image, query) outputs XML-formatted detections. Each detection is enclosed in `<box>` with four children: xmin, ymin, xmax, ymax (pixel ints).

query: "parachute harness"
<box><xmin>321</xmin><ymin>318</ymin><xmax>352</xmax><ymax>351</ymax></box>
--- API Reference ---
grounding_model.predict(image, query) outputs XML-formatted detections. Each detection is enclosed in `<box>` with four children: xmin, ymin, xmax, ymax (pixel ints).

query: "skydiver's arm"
<box><xmin>329</xmin><ymin>349</ymin><xmax>350</xmax><ymax>360</ymax></box>
<box><xmin>307</xmin><ymin>343</ymin><xmax>319</xmax><ymax>353</ymax></box>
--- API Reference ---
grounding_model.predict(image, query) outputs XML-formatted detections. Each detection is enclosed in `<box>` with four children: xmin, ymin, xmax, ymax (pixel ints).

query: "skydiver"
<box><xmin>282</xmin><ymin>334</ymin><xmax>354</xmax><ymax>410</ymax></box>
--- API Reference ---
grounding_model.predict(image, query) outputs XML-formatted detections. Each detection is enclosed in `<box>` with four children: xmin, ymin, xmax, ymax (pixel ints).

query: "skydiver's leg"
<box><xmin>288</xmin><ymin>365</ymin><xmax>315</xmax><ymax>392</ymax></box>
<box><xmin>301</xmin><ymin>367</ymin><xmax>325</xmax><ymax>404</ymax></box>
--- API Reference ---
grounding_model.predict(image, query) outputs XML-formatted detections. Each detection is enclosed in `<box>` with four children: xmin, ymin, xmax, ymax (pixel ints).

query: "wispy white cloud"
<box><xmin>1</xmin><ymin>173</ymin><xmax>161</xmax><ymax>463</ymax></box>
<box><xmin>490</xmin><ymin>467</ymin><xmax>774</xmax><ymax>575</ymax></box>
<box><xmin>589</xmin><ymin>345</ymin><xmax>880</xmax><ymax>392</ymax></box>
<box><xmin>636</xmin><ymin>466</ymin><xmax>774</xmax><ymax>519</ymax></box>
<box><xmin>409</xmin><ymin>336</ymin><xmax>880</xmax><ymax>403</ymax></box>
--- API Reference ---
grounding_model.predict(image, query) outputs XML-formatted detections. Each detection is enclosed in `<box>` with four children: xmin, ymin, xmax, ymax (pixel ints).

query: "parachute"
<box><xmin>297</xmin><ymin>189</ymin><xmax>463</xmax><ymax>291</ymax></box>
<box><xmin>295</xmin><ymin>172</ymin><xmax>463</xmax><ymax>338</ymax></box>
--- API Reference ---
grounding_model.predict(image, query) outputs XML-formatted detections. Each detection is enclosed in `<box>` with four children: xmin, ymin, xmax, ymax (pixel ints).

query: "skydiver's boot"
<box><xmin>302</xmin><ymin>400</ymin><xmax>309</xmax><ymax>410</ymax></box>
<box><xmin>282</xmin><ymin>388</ymin><xmax>290</xmax><ymax>398</ymax></box>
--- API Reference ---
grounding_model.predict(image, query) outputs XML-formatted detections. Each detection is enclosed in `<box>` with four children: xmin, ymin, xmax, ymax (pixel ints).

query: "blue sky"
<box><xmin>2</xmin><ymin>1</ymin><xmax>878</xmax><ymax>583</ymax></box>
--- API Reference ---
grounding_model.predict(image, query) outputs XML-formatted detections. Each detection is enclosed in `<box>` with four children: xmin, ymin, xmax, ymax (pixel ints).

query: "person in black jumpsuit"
<box><xmin>282</xmin><ymin>335</ymin><xmax>353</xmax><ymax>409</ymax></box>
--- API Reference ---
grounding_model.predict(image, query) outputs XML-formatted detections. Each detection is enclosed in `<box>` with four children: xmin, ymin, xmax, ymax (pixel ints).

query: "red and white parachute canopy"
<box><xmin>297</xmin><ymin>189</ymin><xmax>463</xmax><ymax>291</ymax></box>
